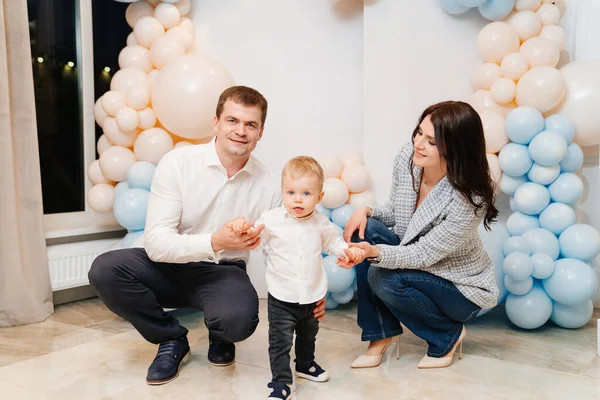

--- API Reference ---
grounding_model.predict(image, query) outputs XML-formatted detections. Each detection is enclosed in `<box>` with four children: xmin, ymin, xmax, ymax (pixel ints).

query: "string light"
<box><xmin>37</xmin><ymin>57</ymin><xmax>44</xmax><ymax>63</ymax></box>
<box><xmin>67</xmin><ymin>61</ymin><xmax>75</xmax><ymax>67</ymax></box>
<box><xmin>104</xmin><ymin>66</ymin><xmax>111</xmax><ymax>73</ymax></box>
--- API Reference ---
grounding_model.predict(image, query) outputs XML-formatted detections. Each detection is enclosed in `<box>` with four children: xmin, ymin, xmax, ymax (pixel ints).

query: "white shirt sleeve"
<box><xmin>143</xmin><ymin>155</ymin><xmax>219</xmax><ymax>263</ymax></box>
<box><xmin>252</xmin><ymin>215</ymin><xmax>271</xmax><ymax>252</ymax></box>
<box><xmin>321</xmin><ymin>217</ymin><xmax>348</xmax><ymax>257</ymax></box>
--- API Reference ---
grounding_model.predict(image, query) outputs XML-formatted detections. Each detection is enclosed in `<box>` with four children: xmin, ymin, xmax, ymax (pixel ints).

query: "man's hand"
<box><xmin>211</xmin><ymin>219</ymin><xmax>265</xmax><ymax>252</ymax></box>
<box><xmin>313</xmin><ymin>296</ymin><xmax>326</xmax><ymax>321</ymax></box>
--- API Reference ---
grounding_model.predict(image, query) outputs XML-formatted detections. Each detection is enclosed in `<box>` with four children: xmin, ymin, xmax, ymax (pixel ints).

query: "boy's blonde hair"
<box><xmin>282</xmin><ymin>156</ymin><xmax>325</xmax><ymax>191</ymax></box>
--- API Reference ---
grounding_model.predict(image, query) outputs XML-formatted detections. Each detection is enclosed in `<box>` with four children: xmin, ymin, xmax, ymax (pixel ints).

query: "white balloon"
<box><xmin>471</xmin><ymin>63</ymin><xmax>501</xmax><ymax>91</ymax></box>
<box><xmin>118</xmin><ymin>45</ymin><xmax>152</xmax><ymax>73</ymax></box>
<box><xmin>94</xmin><ymin>96</ymin><xmax>108</xmax><ymax>127</ymax></box>
<box><xmin>520</xmin><ymin>36</ymin><xmax>560</xmax><ymax>68</ymax></box>
<box><xmin>491</xmin><ymin>78</ymin><xmax>516</xmax><ymax>104</ymax></box>
<box><xmin>174</xmin><ymin>141</ymin><xmax>193</xmax><ymax>149</ymax></box>
<box><xmin>154</xmin><ymin>3</ymin><xmax>181</xmax><ymax>30</ymax></box>
<box><xmin>126</xmin><ymin>85</ymin><xmax>151</xmax><ymax>110</ymax></box>
<box><xmin>150</xmin><ymin>36</ymin><xmax>185</xmax><ymax>69</ymax></box>
<box><xmin>500</xmin><ymin>52</ymin><xmax>529</xmax><ymax>81</ymax></box>
<box><xmin>507</xmin><ymin>10</ymin><xmax>542</xmax><ymax>42</ymax></box>
<box><xmin>87</xmin><ymin>160</ymin><xmax>114</xmax><ymax>185</ymax></box>
<box><xmin>477</xmin><ymin>22</ymin><xmax>520</xmax><ymax>64</ymax></box>
<box><xmin>339</xmin><ymin>151</ymin><xmax>364</xmax><ymax>167</ymax></box>
<box><xmin>486</xmin><ymin>153</ymin><xmax>502</xmax><ymax>189</ymax></box>
<box><xmin>99</xmin><ymin>146</ymin><xmax>137</xmax><ymax>182</ymax></box>
<box><xmin>515</xmin><ymin>0</ymin><xmax>541</xmax><ymax>11</ymax></box>
<box><xmin>537</xmin><ymin>3</ymin><xmax>560</xmax><ymax>25</ymax></box>
<box><xmin>125</xmin><ymin>1</ymin><xmax>154</xmax><ymax>29</ymax></box>
<box><xmin>134</xmin><ymin>128</ymin><xmax>174</xmax><ymax>165</ymax></box>
<box><xmin>133</xmin><ymin>16</ymin><xmax>165</xmax><ymax>48</ymax></box>
<box><xmin>539</xmin><ymin>24</ymin><xmax>566</xmax><ymax>51</ymax></box>
<box><xmin>479</xmin><ymin>110</ymin><xmax>508</xmax><ymax>153</ymax></box>
<box><xmin>103</xmin><ymin>117</ymin><xmax>139</xmax><ymax>148</ymax></box>
<box><xmin>138</xmin><ymin>108</ymin><xmax>157</xmax><ymax>129</ymax></box>
<box><xmin>110</xmin><ymin>68</ymin><xmax>151</xmax><ymax>93</ymax></box>
<box><xmin>516</xmin><ymin>66</ymin><xmax>566</xmax><ymax>113</ymax></box>
<box><xmin>470</xmin><ymin>90</ymin><xmax>516</xmax><ymax>118</ymax></box>
<box><xmin>166</xmin><ymin>26</ymin><xmax>194</xmax><ymax>51</ymax></box>
<box><xmin>347</xmin><ymin>190</ymin><xmax>375</xmax><ymax>210</ymax></box>
<box><xmin>87</xmin><ymin>184</ymin><xmax>115</xmax><ymax>213</ymax></box>
<box><xmin>146</xmin><ymin>0</ymin><xmax>161</xmax><ymax>6</ymax></box>
<box><xmin>542</xmin><ymin>0</ymin><xmax>565</xmax><ymax>17</ymax></box>
<box><xmin>341</xmin><ymin>164</ymin><xmax>369</xmax><ymax>193</ymax></box>
<box><xmin>126</xmin><ymin>32</ymin><xmax>138</xmax><ymax>46</ymax></box>
<box><xmin>321</xmin><ymin>178</ymin><xmax>349</xmax><ymax>209</ymax></box>
<box><xmin>101</xmin><ymin>91</ymin><xmax>126</xmax><ymax>116</ymax></box>
<box><xmin>174</xmin><ymin>0</ymin><xmax>191</xmax><ymax>16</ymax></box>
<box><xmin>97</xmin><ymin>134</ymin><xmax>114</xmax><ymax>156</ymax></box>
<box><xmin>318</xmin><ymin>154</ymin><xmax>344</xmax><ymax>178</ymax></box>
<box><xmin>116</xmin><ymin>107</ymin><xmax>140</xmax><ymax>132</ymax></box>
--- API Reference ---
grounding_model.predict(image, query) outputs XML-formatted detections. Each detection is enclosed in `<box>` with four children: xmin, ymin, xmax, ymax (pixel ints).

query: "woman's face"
<box><xmin>412</xmin><ymin>115</ymin><xmax>443</xmax><ymax>170</ymax></box>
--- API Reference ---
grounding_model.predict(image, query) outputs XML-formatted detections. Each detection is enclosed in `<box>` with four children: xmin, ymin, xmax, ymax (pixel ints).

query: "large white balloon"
<box><xmin>318</xmin><ymin>154</ymin><xmax>344</xmax><ymax>178</ymax></box>
<box><xmin>476</xmin><ymin>22</ymin><xmax>520</xmax><ymax>64</ymax></box>
<box><xmin>152</xmin><ymin>55</ymin><xmax>234</xmax><ymax>139</ymax></box>
<box><xmin>321</xmin><ymin>178</ymin><xmax>349</xmax><ymax>209</ymax></box>
<box><xmin>99</xmin><ymin>146</ymin><xmax>137</xmax><ymax>182</ymax></box>
<box><xmin>516</xmin><ymin>66</ymin><xmax>565</xmax><ymax>113</ymax></box>
<box><xmin>341</xmin><ymin>164</ymin><xmax>369</xmax><ymax>193</ymax></box>
<box><xmin>134</xmin><ymin>128</ymin><xmax>174</xmax><ymax>165</ymax></box>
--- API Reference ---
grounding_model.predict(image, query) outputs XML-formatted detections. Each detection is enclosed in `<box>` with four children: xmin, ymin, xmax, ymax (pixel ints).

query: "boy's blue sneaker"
<box><xmin>267</xmin><ymin>382</ymin><xmax>293</xmax><ymax>400</ymax></box>
<box><xmin>295</xmin><ymin>361</ymin><xmax>330</xmax><ymax>382</ymax></box>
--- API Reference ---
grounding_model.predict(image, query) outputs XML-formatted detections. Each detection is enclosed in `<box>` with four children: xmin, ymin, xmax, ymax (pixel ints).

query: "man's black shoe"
<box><xmin>208</xmin><ymin>340</ymin><xmax>235</xmax><ymax>367</ymax></box>
<box><xmin>146</xmin><ymin>337</ymin><xmax>190</xmax><ymax>385</ymax></box>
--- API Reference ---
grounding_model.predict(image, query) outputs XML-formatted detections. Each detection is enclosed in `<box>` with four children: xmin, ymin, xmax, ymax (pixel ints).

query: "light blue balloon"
<box><xmin>478</xmin><ymin>222</ymin><xmax>510</xmax><ymax>304</ymax></box>
<box><xmin>503</xmin><ymin>236</ymin><xmax>532</xmax><ymax>256</ymax></box>
<box><xmin>124</xmin><ymin>230</ymin><xmax>144</xmax><ymax>248</ymax></box>
<box><xmin>528</xmin><ymin>130</ymin><xmax>568</xmax><ymax>167</ymax></box>
<box><xmin>548</xmin><ymin>173</ymin><xmax>584</xmax><ymax>204</ymax></box>
<box><xmin>331</xmin><ymin>223</ymin><xmax>343</xmax><ymax>238</ymax></box>
<box><xmin>551</xmin><ymin>300</ymin><xmax>594</xmax><ymax>329</ymax></box>
<box><xmin>514</xmin><ymin>182</ymin><xmax>550</xmax><ymax>215</ymax></box>
<box><xmin>545</xmin><ymin>114</ymin><xmax>575</xmax><ymax>144</ymax></box>
<box><xmin>559</xmin><ymin>143</ymin><xmax>584</xmax><ymax>173</ymax></box>
<box><xmin>331</xmin><ymin>204</ymin><xmax>354</xmax><ymax>228</ymax></box>
<box><xmin>127</xmin><ymin>161</ymin><xmax>156</xmax><ymax>191</ymax></box>
<box><xmin>527</xmin><ymin>163</ymin><xmax>560</xmax><ymax>186</ymax></box>
<box><xmin>316</xmin><ymin>204</ymin><xmax>332</xmax><ymax>220</ymax></box>
<box><xmin>504</xmin><ymin>275</ymin><xmax>533</xmax><ymax>295</ymax></box>
<box><xmin>530</xmin><ymin>253</ymin><xmax>555</xmax><ymax>279</ymax></box>
<box><xmin>505</xmin><ymin>106</ymin><xmax>545</xmax><ymax>145</ymax></box>
<box><xmin>324</xmin><ymin>255</ymin><xmax>355</xmax><ymax>294</ymax></box>
<box><xmin>503</xmin><ymin>252</ymin><xmax>533</xmax><ymax>280</ymax></box>
<box><xmin>500</xmin><ymin>174</ymin><xmax>528</xmax><ymax>196</ymax></box>
<box><xmin>522</xmin><ymin>228</ymin><xmax>560</xmax><ymax>260</ymax></box>
<box><xmin>539</xmin><ymin>203</ymin><xmax>576</xmax><ymax>235</ymax></box>
<box><xmin>559</xmin><ymin>224</ymin><xmax>600</xmax><ymax>262</ymax></box>
<box><xmin>331</xmin><ymin>286</ymin><xmax>354</xmax><ymax>305</ymax></box>
<box><xmin>506</xmin><ymin>211</ymin><xmax>540</xmax><ymax>236</ymax></box>
<box><xmin>114</xmin><ymin>181</ymin><xmax>130</xmax><ymax>199</ymax></box>
<box><xmin>543</xmin><ymin>258</ymin><xmax>598</xmax><ymax>305</ymax></box>
<box><xmin>499</xmin><ymin>143</ymin><xmax>533</xmax><ymax>177</ymax></box>
<box><xmin>440</xmin><ymin>0</ymin><xmax>470</xmax><ymax>14</ymax></box>
<box><xmin>505</xmin><ymin>285</ymin><xmax>553</xmax><ymax>329</ymax></box>
<box><xmin>325</xmin><ymin>292</ymin><xmax>339</xmax><ymax>310</ymax></box>
<box><xmin>458</xmin><ymin>0</ymin><xmax>486</xmax><ymax>6</ymax></box>
<box><xmin>478</xmin><ymin>0</ymin><xmax>516</xmax><ymax>20</ymax></box>
<box><xmin>509</xmin><ymin>197</ymin><xmax>518</xmax><ymax>212</ymax></box>
<box><xmin>351</xmin><ymin>276</ymin><xmax>358</xmax><ymax>292</ymax></box>
<box><xmin>113</xmin><ymin>188</ymin><xmax>150</xmax><ymax>231</ymax></box>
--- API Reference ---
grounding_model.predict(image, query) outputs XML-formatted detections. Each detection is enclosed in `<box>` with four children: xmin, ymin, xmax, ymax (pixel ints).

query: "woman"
<box><xmin>341</xmin><ymin>101</ymin><xmax>499</xmax><ymax>369</ymax></box>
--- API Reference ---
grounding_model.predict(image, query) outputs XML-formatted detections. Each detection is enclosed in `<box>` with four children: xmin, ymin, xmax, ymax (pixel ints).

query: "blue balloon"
<box><xmin>114</xmin><ymin>181</ymin><xmax>130</xmax><ymax>199</ymax></box>
<box><xmin>127</xmin><ymin>161</ymin><xmax>156</xmax><ymax>191</ymax></box>
<box><xmin>504</xmin><ymin>275</ymin><xmax>533</xmax><ymax>295</ymax></box>
<box><xmin>330</xmin><ymin>223</ymin><xmax>343</xmax><ymax>238</ymax></box>
<box><xmin>323</xmin><ymin>255</ymin><xmax>355</xmax><ymax>294</ymax></box>
<box><xmin>503</xmin><ymin>236</ymin><xmax>532</xmax><ymax>257</ymax></box>
<box><xmin>530</xmin><ymin>253</ymin><xmax>555</xmax><ymax>279</ymax></box>
<box><xmin>559</xmin><ymin>224</ymin><xmax>600</xmax><ymax>262</ymax></box>
<box><xmin>478</xmin><ymin>0</ymin><xmax>516</xmax><ymax>20</ymax></box>
<box><xmin>543</xmin><ymin>258</ymin><xmax>598</xmax><ymax>305</ymax></box>
<box><xmin>113</xmin><ymin>188</ymin><xmax>150</xmax><ymax>231</ymax></box>
<box><xmin>509</xmin><ymin>197</ymin><xmax>518</xmax><ymax>212</ymax></box>
<box><xmin>528</xmin><ymin>130</ymin><xmax>568</xmax><ymax>167</ymax></box>
<box><xmin>522</xmin><ymin>228</ymin><xmax>560</xmax><ymax>260</ymax></box>
<box><xmin>478</xmin><ymin>222</ymin><xmax>510</xmax><ymax>304</ymax></box>
<box><xmin>559</xmin><ymin>143</ymin><xmax>584</xmax><ymax>173</ymax></box>
<box><xmin>316</xmin><ymin>204</ymin><xmax>332</xmax><ymax>220</ymax></box>
<box><xmin>548</xmin><ymin>173</ymin><xmax>584</xmax><ymax>204</ymax></box>
<box><xmin>500</xmin><ymin>174</ymin><xmax>528</xmax><ymax>196</ymax></box>
<box><xmin>440</xmin><ymin>0</ymin><xmax>470</xmax><ymax>14</ymax></box>
<box><xmin>503</xmin><ymin>252</ymin><xmax>533</xmax><ymax>280</ymax></box>
<box><xmin>505</xmin><ymin>285</ymin><xmax>553</xmax><ymax>329</ymax></box>
<box><xmin>545</xmin><ymin>114</ymin><xmax>575</xmax><ymax>144</ymax></box>
<box><xmin>551</xmin><ymin>300</ymin><xmax>594</xmax><ymax>329</ymax></box>
<box><xmin>505</xmin><ymin>106</ymin><xmax>545</xmax><ymax>145</ymax></box>
<box><xmin>527</xmin><ymin>163</ymin><xmax>560</xmax><ymax>186</ymax></box>
<box><xmin>514</xmin><ymin>182</ymin><xmax>550</xmax><ymax>215</ymax></box>
<box><xmin>506</xmin><ymin>211</ymin><xmax>540</xmax><ymax>236</ymax></box>
<box><xmin>331</xmin><ymin>204</ymin><xmax>354</xmax><ymax>228</ymax></box>
<box><xmin>124</xmin><ymin>230</ymin><xmax>144</xmax><ymax>248</ymax></box>
<box><xmin>325</xmin><ymin>292</ymin><xmax>339</xmax><ymax>310</ymax></box>
<box><xmin>499</xmin><ymin>143</ymin><xmax>533</xmax><ymax>177</ymax></box>
<box><xmin>331</xmin><ymin>286</ymin><xmax>354</xmax><ymax>305</ymax></box>
<box><xmin>458</xmin><ymin>0</ymin><xmax>486</xmax><ymax>6</ymax></box>
<box><xmin>539</xmin><ymin>203</ymin><xmax>576</xmax><ymax>235</ymax></box>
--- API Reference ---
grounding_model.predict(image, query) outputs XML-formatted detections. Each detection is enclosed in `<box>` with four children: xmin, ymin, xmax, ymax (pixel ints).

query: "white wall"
<box><xmin>190</xmin><ymin>0</ymin><xmax>363</xmax><ymax>296</ymax></box>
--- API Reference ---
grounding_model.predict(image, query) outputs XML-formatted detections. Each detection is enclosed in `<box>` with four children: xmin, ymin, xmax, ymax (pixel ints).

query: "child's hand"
<box><xmin>229</xmin><ymin>217</ymin><xmax>248</xmax><ymax>235</ymax></box>
<box><xmin>336</xmin><ymin>247</ymin><xmax>366</xmax><ymax>269</ymax></box>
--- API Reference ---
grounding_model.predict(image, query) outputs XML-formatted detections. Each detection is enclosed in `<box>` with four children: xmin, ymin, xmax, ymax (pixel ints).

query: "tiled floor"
<box><xmin>1</xmin><ymin>298</ymin><xmax>599</xmax><ymax>399</ymax></box>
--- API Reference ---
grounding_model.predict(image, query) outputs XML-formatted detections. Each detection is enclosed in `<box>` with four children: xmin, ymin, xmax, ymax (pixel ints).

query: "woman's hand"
<box><xmin>343</xmin><ymin>207</ymin><xmax>371</xmax><ymax>243</ymax></box>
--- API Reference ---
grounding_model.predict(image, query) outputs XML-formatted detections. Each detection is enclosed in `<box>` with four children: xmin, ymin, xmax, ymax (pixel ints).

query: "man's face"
<box><xmin>213</xmin><ymin>100</ymin><xmax>264</xmax><ymax>159</ymax></box>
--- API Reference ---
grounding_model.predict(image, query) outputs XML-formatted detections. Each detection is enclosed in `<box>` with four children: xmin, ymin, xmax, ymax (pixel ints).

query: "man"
<box><xmin>89</xmin><ymin>86</ymin><xmax>326</xmax><ymax>385</ymax></box>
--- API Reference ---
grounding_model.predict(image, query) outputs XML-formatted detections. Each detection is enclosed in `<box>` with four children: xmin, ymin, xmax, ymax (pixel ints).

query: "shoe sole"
<box><xmin>295</xmin><ymin>371</ymin><xmax>329</xmax><ymax>382</ymax></box>
<box><xmin>208</xmin><ymin>359</ymin><xmax>235</xmax><ymax>367</ymax></box>
<box><xmin>146</xmin><ymin>350</ymin><xmax>191</xmax><ymax>386</ymax></box>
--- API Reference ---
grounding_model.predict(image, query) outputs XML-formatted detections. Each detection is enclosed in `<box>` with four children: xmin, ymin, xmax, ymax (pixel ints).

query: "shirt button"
<box><xmin>208</xmin><ymin>256</ymin><xmax>214</xmax><ymax>261</ymax></box>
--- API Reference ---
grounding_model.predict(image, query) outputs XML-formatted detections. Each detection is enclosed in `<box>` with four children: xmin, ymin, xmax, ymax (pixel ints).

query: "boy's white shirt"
<box><xmin>255</xmin><ymin>207</ymin><xmax>348</xmax><ymax>304</ymax></box>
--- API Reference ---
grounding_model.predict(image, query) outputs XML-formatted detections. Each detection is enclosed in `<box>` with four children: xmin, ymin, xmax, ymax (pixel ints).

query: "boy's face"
<box><xmin>282</xmin><ymin>174</ymin><xmax>324</xmax><ymax>218</ymax></box>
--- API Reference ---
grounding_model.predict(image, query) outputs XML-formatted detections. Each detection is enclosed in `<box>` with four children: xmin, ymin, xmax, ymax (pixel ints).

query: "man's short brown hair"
<box><xmin>215</xmin><ymin>86</ymin><xmax>268</xmax><ymax>128</ymax></box>
<box><xmin>282</xmin><ymin>156</ymin><xmax>325</xmax><ymax>192</ymax></box>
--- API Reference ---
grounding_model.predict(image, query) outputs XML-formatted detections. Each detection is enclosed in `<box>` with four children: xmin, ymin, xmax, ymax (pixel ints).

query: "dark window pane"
<box><xmin>28</xmin><ymin>0</ymin><xmax>83</xmax><ymax>214</ymax></box>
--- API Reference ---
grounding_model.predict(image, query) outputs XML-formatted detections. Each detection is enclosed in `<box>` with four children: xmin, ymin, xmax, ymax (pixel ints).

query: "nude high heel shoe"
<box><xmin>351</xmin><ymin>336</ymin><xmax>400</xmax><ymax>369</ymax></box>
<box><xmin>417</xmin><ymin>326</ymin><xmax>466</xmax><ymax>369</ymax></box>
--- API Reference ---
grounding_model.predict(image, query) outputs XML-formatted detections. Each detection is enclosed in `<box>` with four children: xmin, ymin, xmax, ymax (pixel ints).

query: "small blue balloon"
<box><xmin>559</xmin><ymin>224</ymin><xmax>600</xmax><ymax>263</ymax></box>
<box><xmin>478</xmin><ymin>0</ymin><xmax>516</xmax><ymax>20</ymax></box>
<box><xmin>127</xmin><ymin>161</ymin><xmax>156</xmax><ymax>191</ymax></box>
<box><xmin>559</xmin><ymin>143</ymin><xmax>584</xmax><ymax>173</ymax></box>
<box><xmin>548</xmin><ymin>173</ymin><xmax>584</xmax><ymax>205</ymax></box>
<box><xmin>539</xmin><ymin>203</ymin><xmax>576</xmax><ymax>235</ymax></box>
<box><xmin>324</xmin><ymin>255</ymin><xmax>355</xmax><ymax>294</ymax></box>
<box><xmin>478</xmin><ymin>223</ymin><xmax>510</xmax><ymax>305</ymax></box>
<box><xmin>530</xmin><ymin>253</ymin><xmax>555</xmax><ymax>279</ymax></box>
<box><xmin>113</xmin><ymin>188</ymin><xmax>150</xmax><ymax>231</ymax></box>
<box><xmin>440</xmin><ymin>0</ymin><xmax>470</xmax><ymax>14</ymax></box>
<box><xmin>504</xmin><ymin>275</ymin><xmax>533</xmax><ymax>295</ymax></box>
<box><xmin>545</xmin><ymin>114</ymin><xmax>575</xmax><ymax>144</ymax></box>
<box><xmin>543</xmin><ymin>258</ymin><xmax>598</xmax><ymax>305</ymax></box>
<box><xmin>124</xmin><ymin>230</ymin><xmax>144</xmax><ymax>248</ymax></box>
<box><xmin>325</xmin><ymin>292</ymin><xmax>339</xmax><ymax>310</ymax></box>
<box><xmin>503</xmin><ymin>252</ymin><xmax>533</xmax><ymax>281</ymax></box>
<box><xmin>522</xmin><ymin>228</ymin><xmax>560</xmax><ymax>260</ymax></box>
<box><xmin>528</xmin><ymin>130</ymin><xmax>568</xmax><ymax>167</ymax></box>
<box><xmin>551</xmin><ymin>300</ymin><xmax>594</xmax><ymax>329</ymax></box>
<box><xmin>331</xmin><ymin>286</ymin><xmax>354</xmax><ymax>305</ymax></box>
<box><xmin>114</xmin><ymin>181</ymin><xmax>130</xmax><ymax>199</ymax></box>
<box><xmin>514</xmin><ymin>182</ymin><xmax>550</xmax><ymax>215</ymax></box>
<box><xmin>527</xmin><ymin>163</ymin><xmax>560</xmax><ymax>186</ymax></box>
<box><xmin>330</xmin><ymin>223</ymin><xmax>343</xmax><ymax>238</ymax></box>
<box><xmin>457</xmin><ymin>0</ymin><xmax>486</xmax><ymax>6</ymax></box>
<box><xmin>500</xmin><ymin>174</ymin><xmax>528</xmax><ymax>196</ymax></box>
<box><xmin>503</xmin><ymin>236</ymin><xmax>532</xmax><ymax>257</ymax></box>
<box><xmin>505</xmin><ymin>106</ymin><xmax>545</xmax><ymax>145</ymax></box>
<box><xmin>509</xmin><ymin>197</ymin><xmax>518</xmax><ymax>212</ymax></box>
<box><xmin>505</xmin><ymin>285</ymin><xmax>553</xmax><ymax>329</ymax></box>
<box><xmin>316</xmin><ymin>204</ymin><xmax>332</xmax><ymax>220</ymax></box>
<box><xmin>331</xmin><ymin>204</ymin><xmax>354</xmax><ymax>228</ymax></box>
<box><xmin>506</xmin><ymin>211</ymin><xmax>540</xmax><ymax>236</ymax></box>
<box><xmin>499</xmin><ymin>143</ymin><xmax>533</xmax><ymax>177</ymax></box>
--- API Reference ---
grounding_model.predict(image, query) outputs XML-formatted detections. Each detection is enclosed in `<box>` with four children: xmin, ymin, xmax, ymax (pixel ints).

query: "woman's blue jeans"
<box><xmin>353</xmin><ymin>218</ymin><xmax>481</xmax><ymax>357</ymax></box>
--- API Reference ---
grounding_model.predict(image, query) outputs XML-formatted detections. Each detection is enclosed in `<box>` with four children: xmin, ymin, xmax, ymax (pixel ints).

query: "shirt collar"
<box><xmin>206</xmin><ymin>137</ymin><xmax>254</xmax><ymax>175</ymax></box>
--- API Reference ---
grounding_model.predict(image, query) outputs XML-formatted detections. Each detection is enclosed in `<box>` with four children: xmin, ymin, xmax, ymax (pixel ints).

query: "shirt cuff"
<box><xmin>373</xmin><ymin>244</ymin><xmax>401</xmax><ymax>268</ymax></box>
<box><xmin>193</xmin><ymin>233</ymin><xmax>222</xmax><ymax>263</ymax></box>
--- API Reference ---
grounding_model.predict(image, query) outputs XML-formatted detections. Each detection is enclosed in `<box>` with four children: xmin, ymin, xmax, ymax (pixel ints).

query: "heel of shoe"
<box><xmin>395</xmin><ymin>338</ymin><xmax>400</xmax><ymax>360</ymax></box>
<box><xmin>458</xmin><ymin>341</ymin><xmax>463</xmax><ymax>360</ymax></box>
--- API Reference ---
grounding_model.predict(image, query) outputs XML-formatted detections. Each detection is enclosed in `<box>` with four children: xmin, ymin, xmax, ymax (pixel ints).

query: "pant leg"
<box><xmin>352</xmin><ymin>218</ymin><xmax>404</xmax><ymax>341</ymax></box>
<box><xmin>268</xmin><ymin>294</ymin><xmax>299</xmax><ymax>384</ymax></box>
<box><xmin>369</xmin><ymin>268</ymin><xmax>481</xmax><ymax>357</ymax></box>
<box><xmin>181</xmin><ymin>260</ymin><xmax>259</xmax><ymax>344</ymax></box>
<box><xmin>88</xmin><ymin>248</ymin><xmax>189</xmax><ymax>344</ymax></box>
<box><xmin>294</xmin><ymin>303</ymin><xmax>319</xmax><ymax>369</ymax></box>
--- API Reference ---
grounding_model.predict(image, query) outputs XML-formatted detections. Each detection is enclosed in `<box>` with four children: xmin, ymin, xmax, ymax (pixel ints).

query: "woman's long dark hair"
<box><xmin>410</xmin><ymin>101</ymin><xmax>498</xmax><ymax>230</ymax></box>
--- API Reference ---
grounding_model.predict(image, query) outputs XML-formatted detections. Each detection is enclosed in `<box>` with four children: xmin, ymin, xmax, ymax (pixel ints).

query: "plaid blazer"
<box><xmin>371</xmin><ymin>143</ymin><xmax>498</xmax><ymax>309</ymax></box>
